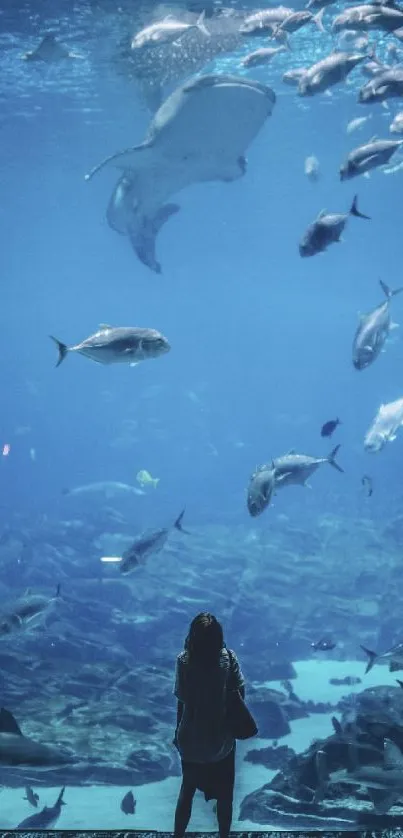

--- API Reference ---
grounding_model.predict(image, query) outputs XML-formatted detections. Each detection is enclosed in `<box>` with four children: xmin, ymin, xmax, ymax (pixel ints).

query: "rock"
<box><xmin>245</xmin><ymin>744</ymin><xmax>295</xmax><ymax>770</ymax></box>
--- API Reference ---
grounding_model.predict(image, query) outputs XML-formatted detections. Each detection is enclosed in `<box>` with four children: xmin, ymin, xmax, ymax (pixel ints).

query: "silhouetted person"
<box><xmin>173</xmin><ymin>612</ymin><xmax>245</xmax><ymax>838</ymax></box>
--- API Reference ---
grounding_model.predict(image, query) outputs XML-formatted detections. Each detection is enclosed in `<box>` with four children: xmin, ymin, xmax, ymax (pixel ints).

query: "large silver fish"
<box><xmin>247</xmin><ymin>464</ymin><xmax>276</xmax><ymax>517</ymax></box>
<box><xmin>119</xmin><ymin>509</ymin><xmax>187</xmax><ymax>574</ymax></box>
<box><xmin>364</xmin><ymin>397</ymin><xmax>403</xmax><ymax>452</ymax></box>
<box><xmin>272</xmin><ymin>446</ymin><xmax>344</xmax><ymax>488</ymax></box>
<box><xmin>0</xmin><ymin>586</ymin><xmax>60</xmax><ymax>639</ymax></box>
<box><xmin>50</xmin><ymin>326</ymin><xmax>170</xmax><ymax>367</ymax></box>
<box><xmin>358</xmin><ymin>68</ymin><xmax>403</xmax><ymax>102</ymax></box>
<box><xmin>352</xmin><ymin>280</ymin><xmax>402</xmax><ymax>370</ymax></box>
<box><xmin>298</xmin><ymin>51</ymin><xmax>367</xmax><ymax>96</ymax></box>
<box><xmin>85</xmin><ymin>75</ymin><xmax>276</xmax><ymax>273</ymax></box>
<box><xmin>340</xmin><ymin>137</ymin><xmax>403</xmax><ymax>178</ymax></box>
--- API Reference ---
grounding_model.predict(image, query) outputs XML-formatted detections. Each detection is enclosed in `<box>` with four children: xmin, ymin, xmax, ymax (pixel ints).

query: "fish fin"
<box><xmin>49</xmin><ymin>336</ymin><xmax>68</xmax><ymax>367</ymax></box>
<box><xmin>304</xmin><ymin>481</ymin><xmax>313</xmax><ymax>489</ymax></box>
<box><xmin>99</xmin><ymin>323</ymin><xmax>113</xmax><ymax>329</ymax></box>
<box><xmin>331</xmin><ymin>716</ymin><xmax>343</xmax><ymax>735</ymax></box>
<box><xmin>396</xmin><ymin>679</ymin><xmax>403</xmax><ymax>688</ymax></box>
<box><xmin>390</xmin><ymin>321</ymin><xmax>400</xmax><ymax>330</ymax></box>
<box><xmin>57</xmin><ymin>787</ymin><xmax>66</xmax><ymax>806</ymax></box>
<box><xmin>152</xmin><ymin>478</ymin><xmax>160</xmax><ymax>488</ymax></box>
<box><xmin>384</xmin><ymin>738</ymin><xmax>403</xmax><ymax>768</ymax></box>
<box><xmin>350</xmin><ymin>195</ymin><xmax>371</xmax><ymax>220</ymax></box>
<box><xmin>84</xmin><ymin>142</ymin><xmax>150</xmax><ymax>181</ymax></box>
<box><xmin>174</xmin><ymin>509</ymin><xmax>189</xmax><ymax>533</ymax></box>
<box><xmin>327</xmin><ymin>444</ymin><xmax>344</xmax><ymax>473</ymax></box>
<box><xmin>380</xmin><ymin>278</ymin><xmax>403</xmax><ymax>300</ymax></box>
<box><xmin>313</xmin><ymin>8</ymin><xmax>325</xmax><ymax>32</ymax></box>
<box><xmin>128</xmin><ymin>203</ymin><xmax>180</xmax><ymax>274</ymax></box>
<box><xmin>363</xmin><ymin>172</ymin><xmax>371</xmax><ymax>179</ymax></box>
<box><xmin>360</xmin><ymin>644</ymin><xmax>377</xmax><ymax>673</ymax></box>
<box><xmin>196</xmin><ymin>10</ymin><xmax>210</xmax><ymax>37</ymax></box>
<box><xmin>317</xmin><ymin>209</ymin><xmax>327</xmax><ymax>219</ymax></box>
<box><xmin>0</xmin><ymin>708</ymin><xmax>23</xmax><ymax>736</ymax></box>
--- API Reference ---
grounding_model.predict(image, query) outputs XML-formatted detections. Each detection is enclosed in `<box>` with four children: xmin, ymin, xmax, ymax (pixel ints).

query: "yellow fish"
<box><xmin>136</xmin><ymin>470</ymin><xmax>160</xmax><ymax>489</ymax></box>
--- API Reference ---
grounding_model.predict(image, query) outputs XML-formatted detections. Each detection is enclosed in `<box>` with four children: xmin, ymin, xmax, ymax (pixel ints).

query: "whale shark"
<box><xmin>86</xmin><ymin>74</ymin><xmax>276</xmax><ymax>273</ymax></box>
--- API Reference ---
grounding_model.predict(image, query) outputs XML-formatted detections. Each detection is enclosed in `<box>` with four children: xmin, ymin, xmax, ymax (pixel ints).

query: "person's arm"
<box><xmin>228</xmin><ymin>649</ymin><xmax>246</xmax><ymax>697</ymax></box>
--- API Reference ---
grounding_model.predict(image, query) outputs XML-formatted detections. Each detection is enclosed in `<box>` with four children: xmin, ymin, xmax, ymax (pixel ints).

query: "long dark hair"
<box><xmin>184</xmin><ymin>612</ymin><xmax>224</xmax><ymax>666</ymax></box>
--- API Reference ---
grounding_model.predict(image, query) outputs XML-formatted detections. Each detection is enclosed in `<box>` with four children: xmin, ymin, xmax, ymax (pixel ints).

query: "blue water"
<box><xmin>1</xmin><ymin>0</ymin><xmax>403</xmax><ymax>829</ymax></box>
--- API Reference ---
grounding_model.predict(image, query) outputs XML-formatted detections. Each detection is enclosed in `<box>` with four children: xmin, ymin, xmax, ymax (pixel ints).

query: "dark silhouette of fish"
<box><xmin>119</xmin><ymin>509</ymin><xmax>188</xmax><ymax>574</ymax></box>
<box><xmin>311</xmin><ymin>638</ymin><xmax>336</xmax><ymax>651</ymax></box>
<box><xmin>121</xmin><ymin>789</ymin><xmax>136</xmax><ymax>814</ymax></box>
<box><xmin>321</xmin><ymin>418</ymin><xmax>341</xmax><ymax>438</ymax></box>
<box><xmin>16</xmin><ymin>787</ymin><xmax>65</xmax><ymax>828</ymax></box>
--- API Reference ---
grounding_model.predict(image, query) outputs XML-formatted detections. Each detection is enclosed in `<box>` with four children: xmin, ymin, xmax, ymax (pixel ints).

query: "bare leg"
<box><xmin>216</xmin><ymin>794</ymin><xmax>233</xmax><ymax>838</ymax></box>
<box><xmin>174</xmin><ymin>780</ymin><xmax>196</xmax><ymax>838</ymax></box>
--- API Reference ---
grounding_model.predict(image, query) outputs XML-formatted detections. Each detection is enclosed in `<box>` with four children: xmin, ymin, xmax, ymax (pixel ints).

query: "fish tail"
<box><xmin>350</xmin><ymin>195</ymin><xmax>371</xmax><ymax>220</ymax></box>
<box><xmin>396</xmin><ymin>679</ymin><xmax>403</xmax><ymax>689</ymax></box>
<box><xmin>313</xmin><ymin>8</ymin><xmax>325</xmax><ymax>32</ymax></box>
<box><xmin>174</xmin><ymin>509</ymin><xmax>188</xmax><ymax>533</ymax></box>
<box><xmin>196</xmin><ymin>10</ymin><xmax>210</xmax><ymax>37</ymax></box>
<box><xmin>55</xmin><ymin>583</ymin><xmax>61</xmax><ymax>598</ymax></box>
<box><xmin>360</xmin><ymin>644</ymin><xmax>377</xmax><ymax>673</ymax></box>
<box><xmin>152</xmin><ymin>478</ymin><xmax>160</xmax><ymax>488</ymax></box>
<box><xmin>327</xmin><ymin>444</ymin><xmax>344</xmax><ymax>473</ymax></box>
<box><xmin>50</xmin><ymin>336</ymin><xmax>68</xmax><ymax>367</ymax></box>
<box><xmin>380</xmin><ymin>279</ymin><xmax>403</xmax><ymax>299</ymax></box>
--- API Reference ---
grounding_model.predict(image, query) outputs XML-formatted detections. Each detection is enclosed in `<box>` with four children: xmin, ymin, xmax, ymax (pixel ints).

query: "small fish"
<box><xmin>304</xmin><ymin>155</ymin><xmax>320</xmax><ymax>182</ymax></box>
<box><xmin>347</xmin><ymin>115</ymin><xmax>371</xmax><ymax>133</ymax></box>
<box><xmin>362</xmin><ymin>474</ymin><xmax>373</xmax><ymax>496</ymax></box>
<box><xmin>136</xmin><ymin>470</ymin><xmax>160</xmax><ymax>489</ymax></box>
<box><xmin>23</xmin><ymin>786</ymin><xmax>39</xmax><ymax>807</ymax></box>
<box><xmin>299</xmin><ymin>195</ymin><xmax>370</xmax><ymax>257</ymax></box>
<box><xmin>16</xmin><ymin>787</ymin><xmax>65</xmax><ymax>829</ymax></box>
<box><xmin>121</xmin><ymin>789</ymin><xmax>136</xmax><ymax>815</ymax></box>
<box><xmin>311</xmin><ymin>638</ymin><xmax>336</xmax><ymax>651</ymax></box>
<box><xmin>321</xmin><ymin>418</ymin><xmax>341</xmax><ymax>438</ymax></box>
<box><xmin>50</xmin><ymin>326</ymin><xmax>170</xmax><ymax>368</ymax></box>
<box><xmin>361</xmin><ymin>642</ymin><xmax>403</xmax><ymax>673</ymax></box>
<box><xmin>364</xmin><ymin>397</ymin><xmax>403</xmax><ymax>452</ymax></box>
<box><xmin>119</xmin><ymin>510</ymin><xmax>188</xmax><ymax>575</ymax></box>
<box><xmin>240</xmin><ymin>45</ymin><xmax>287</xmax><ymax>68</ymax></box>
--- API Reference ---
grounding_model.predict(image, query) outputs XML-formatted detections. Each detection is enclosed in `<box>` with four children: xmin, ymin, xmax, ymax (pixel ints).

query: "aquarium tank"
<box><xmin>1</xmin><ymin>0</ymin><xmax>403</xmax><ymax>831</ymax></box>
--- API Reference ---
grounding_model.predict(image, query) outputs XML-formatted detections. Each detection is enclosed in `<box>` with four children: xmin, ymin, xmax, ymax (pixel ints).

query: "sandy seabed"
<box><xmin>0</xmin><ymin>659</ymin><xmax>397</xmax><ymax>831</ymax></box>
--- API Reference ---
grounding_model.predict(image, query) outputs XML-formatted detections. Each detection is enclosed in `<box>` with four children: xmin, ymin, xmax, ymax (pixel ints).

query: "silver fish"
<box><xmin>390</xmin><ymin>111</ymin><xmax>403</xmax><ymax>132</ymax></box>
<box><xmin>0</xmin><ymin>585</ymin><xmax>60</xmax><ymax>639</ymax></box>
<box><xmin>364</xmin><ymin>397</ymin><xmax>403</xmax><ymax>452</ymax></box>
<box><xmin>359</xmin><ymin>68</ymin><xmax>403</xmax><ymax>102</ymax></box>
<box><xmin>340</xmin><ymin>137</ymin><xmax>403</xmax><ymax>179</ymax></box>
<box><xmin>298</xmin><ymin>51</ymin><xmax>367</xmax><ymax>96</ymax></box>
<box><xmin>63</xmin><ymin>481</ymin><xmax>145</xmax><ymax>499</ymax></box>
<box><xmin>299</xmin><ymin>195</ymin><xmax>370</xmax><ymax>257</ymax></box>
<box><xmin>240</xmin><ymin>7</ymin><xmax>294</xmax><ymax>34</ymax></box>
<box><xmin>272</xmin><ymin>445</ymin><xmax>344</xmax><ymax>489</ymax></box>
<box><xmin>247</xmin><ymin>464</ymin><xmax>276</xmax><ymax>517</ymax></box>
<box><xmin>304</xmin><ymin>155</ymin><xmax>320</xmax><ymax>182</ymax></box>
<box><xmin>131</xmin><ymin>12</ymin><xmax>209</xmax><ymax>49</ymax></box>
<box><xmin>352</xmin><ymin>280</ymin><xmax>402</xmax><ymax>370</ymax></box>
<box><xmin>50</xmin><ymin>326</ymin><xmax>170</xmax><ymax>367</ymax></box>
<box><xmin>240</xmin><ymin>46</ymin><xmax>287</xmax><ymax>68</ymax></box>
<box><xmin>332</xmin><ymin>4</ymin><xmax>403</xmax><ymax>32</ymax></box>
<box><xmin>282</xmin><ymin>68</ymin><xmax>307</xmax><ymax>86</ymax></box>
<box><xmin>272</xmin><ymin>8</ymin><xmax>325</xmax><ymax>35</ymax></box>
<box><xmin>17</xmin><ymin>787</ymin><xmax>66</xmax><ymax>828</ymax></box>
<box><xmin>119</xmin><ymin>510</ymin><xmax>187</xmax><ymax>574</ymax></box>
<box><xmin>23</xmin><ymin>786</ymin><xmax>39</xmax><ymax>807</ymax></box>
